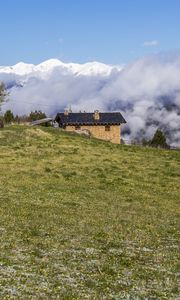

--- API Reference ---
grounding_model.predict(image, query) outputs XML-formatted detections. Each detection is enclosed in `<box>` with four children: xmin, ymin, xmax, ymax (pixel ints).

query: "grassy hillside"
<box><xmin>0</xmin><ymin>126</ymin><xmax>179</xmax><ymax>299</ymax></box>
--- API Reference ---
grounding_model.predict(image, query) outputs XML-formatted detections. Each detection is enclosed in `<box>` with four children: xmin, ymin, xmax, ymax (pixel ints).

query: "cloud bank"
<box><xmin>0</xmin><ymin>52</ymin><xmax>180</xmax><ymax>146</ymax></box>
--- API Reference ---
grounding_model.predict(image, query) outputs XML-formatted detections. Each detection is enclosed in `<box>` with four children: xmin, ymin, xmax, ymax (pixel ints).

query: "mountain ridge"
<box><xmin>0</xmin><ymin>59</ymin><xmax>123</xmax><ymax>77</ymax></box>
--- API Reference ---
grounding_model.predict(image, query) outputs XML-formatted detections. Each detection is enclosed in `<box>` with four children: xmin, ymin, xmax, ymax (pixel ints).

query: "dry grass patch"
<box><xmin>26</xmin><ymin>128</ymin><xmax>52</xmax><ymax>139</ymax></box>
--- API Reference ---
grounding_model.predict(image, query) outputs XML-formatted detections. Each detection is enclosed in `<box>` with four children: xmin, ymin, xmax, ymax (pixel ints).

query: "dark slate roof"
<box><xmin>55</xmin><ymin>112</ymin><xmax>126</xmax><ymax>126</ymax></box>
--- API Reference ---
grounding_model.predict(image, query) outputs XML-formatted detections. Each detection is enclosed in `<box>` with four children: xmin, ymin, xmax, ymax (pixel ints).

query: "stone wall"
<box><xmin>65</xmin><ymin>125</ymin><xmax>121</xmax><ymax>144</ymax></box>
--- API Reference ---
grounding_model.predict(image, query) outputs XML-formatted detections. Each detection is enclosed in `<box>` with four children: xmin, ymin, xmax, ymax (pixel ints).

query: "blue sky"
<box><xmin>1</xmin><ymin>0</ymin><xmax>180</xmax><ymax>65</ymax></box>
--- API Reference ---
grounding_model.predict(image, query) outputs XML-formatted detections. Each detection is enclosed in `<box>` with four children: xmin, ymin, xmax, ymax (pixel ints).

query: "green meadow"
<box><xmin>0</xmin><ymin>126</ymin><xmax>179</xmax><ymax>299</ymax></box>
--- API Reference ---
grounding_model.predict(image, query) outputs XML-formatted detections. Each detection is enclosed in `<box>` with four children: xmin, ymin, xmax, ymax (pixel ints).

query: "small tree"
<box><xmin>14</xmin><ymin>115</ymin><xmax>20</xmax><ymax>124</ymax></box>
<box><xmin>0</xmin><ymin>116</ymin><xmax>4</xmax><ymax>128</ymax></box>
<box><xmin>0</xmin><ymin>82</ymin><xmax>9</xmax><ymax>128</ymax></box>
<box><xmin>0</xmin><ymin>82</ymin><xmax>8</xmax><ymax>108</ymax></box>
<box><xmin>150</xmin><ymin>129</ymin><xmax>169</xmax><ymax>149</ymax></box>
<box><xmin>4</xmin><ymin>110</ymin><xmax>14</xmax><ymax>124</ymax></box>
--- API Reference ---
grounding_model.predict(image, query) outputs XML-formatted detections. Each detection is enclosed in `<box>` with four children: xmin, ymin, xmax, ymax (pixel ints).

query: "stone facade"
<box><xmin>65</xmin><ymin>124</ymin><xmax>121</xmax><ymax>144</ymax></box>
<box><xmin>55</xmin><ymin>110</ymin><xmax>126</xmax><ymax>144</ymax></box>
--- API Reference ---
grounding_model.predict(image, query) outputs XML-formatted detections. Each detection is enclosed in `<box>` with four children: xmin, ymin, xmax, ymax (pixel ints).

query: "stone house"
<box><xmin>55</xmin><ymin>110</ymin><xmax>126</xmax><ymax>144</ymax></box>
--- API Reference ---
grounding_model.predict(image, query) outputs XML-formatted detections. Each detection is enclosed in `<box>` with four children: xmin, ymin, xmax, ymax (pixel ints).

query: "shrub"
<box><xmin>4</xmin><ymin>110</ymin><xmax>14</xmax><ymax>124</ymax></box>
<box><xmin>29</xmin><ymin>110</ymin><xmax>47</xmax><ymax>121</ymax></box>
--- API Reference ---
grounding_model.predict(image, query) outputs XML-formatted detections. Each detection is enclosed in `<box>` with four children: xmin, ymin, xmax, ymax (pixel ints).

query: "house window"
<box><xmin>75</xmin><ymin>125</ymin><xmax>81</xmax><ymax>130</ymax></box>
<box><xmin>105</xmin><ymin>125</ymin><xmax>111</xmax><ymax>131</ymax></box>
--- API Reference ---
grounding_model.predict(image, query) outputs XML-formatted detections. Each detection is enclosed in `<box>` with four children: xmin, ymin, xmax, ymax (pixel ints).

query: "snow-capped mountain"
<box><xmin>0</xmin><ymin>59</ymin><xmax>122</xmax><ymax>77</ymax></box>
<box><xmin>0</xmin><ymin>54</ymin><xmax>180</xmax><ymax>147</ymax></box>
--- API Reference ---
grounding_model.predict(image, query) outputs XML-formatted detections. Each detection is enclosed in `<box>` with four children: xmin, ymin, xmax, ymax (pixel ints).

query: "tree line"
<box><xmin>1</xmin><ymin>109</ymin><xmax>47</xmax><ymax>124</ymax></box>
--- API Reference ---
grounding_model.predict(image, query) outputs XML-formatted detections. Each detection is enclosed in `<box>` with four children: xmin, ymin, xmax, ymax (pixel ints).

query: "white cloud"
<box><xmin>143</xmin><ymin>40</ymin><xmax>159</xmax><ymax>47</ymax></box>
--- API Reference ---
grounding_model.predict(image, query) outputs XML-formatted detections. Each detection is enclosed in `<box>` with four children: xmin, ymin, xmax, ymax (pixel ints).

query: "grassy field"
<box><xmin>0</xmin><ymin>126</ymin><xmax>180</xmax><ymax>299</ymax></box>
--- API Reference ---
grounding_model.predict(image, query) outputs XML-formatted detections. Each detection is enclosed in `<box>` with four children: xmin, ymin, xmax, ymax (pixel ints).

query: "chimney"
<box><xmin>64</xmin><ymin>109</ymin><xmax>69</xmax><ymax>116</ymax></box>
<box><xmin>64</xmin><ymin>107</ymin><xmax>72</xmax><ymax>116</ymax></box>
<box><xmin>93</xmin><ymin>110</ymin><xmax>100</xmax><ymax>120</ymax></box>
